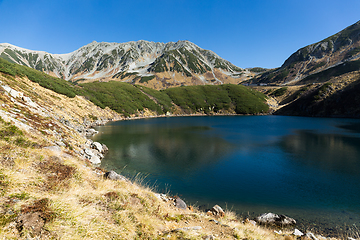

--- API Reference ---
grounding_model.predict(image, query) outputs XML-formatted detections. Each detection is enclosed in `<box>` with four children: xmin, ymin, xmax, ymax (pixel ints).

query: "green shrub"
<box><xmin>163</xmin><ymin>84</ymin><xmax>268</xmax><ymax>114</ymax></box>
<box><xmin>139</xmin><ymin>75</ymin><xmax>155</xmax><ymax>83</ymax></box>
<box><xmin>0</xmin><ymin>125</ymin><xmax>23</xmax><ymax>138</ymax></box>
<box><xmin>271</xmin><ymin>87</ymin><xmax>288</xmax><ymax>97</ymax></box>
<box><xmin>80</xmin><ymin>82</ymin><xmax>166</xmax><ymax>116</ymax></box>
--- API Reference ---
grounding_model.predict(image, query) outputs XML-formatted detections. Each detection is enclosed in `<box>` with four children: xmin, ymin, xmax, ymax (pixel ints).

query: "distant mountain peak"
<box><xmin>0</xmin><ymin>40</ymin><xmax>251</xmax><ymax>89</ymax></box>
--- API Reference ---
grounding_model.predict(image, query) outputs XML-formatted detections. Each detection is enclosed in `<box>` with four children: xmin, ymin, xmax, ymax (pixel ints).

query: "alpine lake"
<box><xmin>92</xmin><ymin>115</ymin><xmax>360</xmax><ymax>237</ymax></box>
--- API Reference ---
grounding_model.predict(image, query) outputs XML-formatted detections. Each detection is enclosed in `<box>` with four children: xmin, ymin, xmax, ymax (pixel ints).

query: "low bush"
<box><xmin>271</xmin><ymin>87</ymin><xmax>288</xmax><ymax>97</ymax></box>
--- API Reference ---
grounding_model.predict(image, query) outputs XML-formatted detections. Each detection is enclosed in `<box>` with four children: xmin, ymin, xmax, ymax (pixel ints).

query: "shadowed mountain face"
<box><xmin>274</xmin><ymin>75</ymin><xmax>360</xmax><ymax>118</ymax></box>
<box><xmin>0</xmin><ymin>40</ymin><xmax>249</xmax><ymax>89</ymax></box>
<box><xmin>253</xmin><ymin>20</ymin><xmax>360</xmax><ymax>85</ymax></box>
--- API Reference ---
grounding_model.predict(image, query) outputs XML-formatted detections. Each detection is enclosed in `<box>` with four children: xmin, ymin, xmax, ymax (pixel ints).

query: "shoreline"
<box><xmin>89</xmin><ymin>114</ymin><xmax>351</xmax><ymax>239</ymax></box>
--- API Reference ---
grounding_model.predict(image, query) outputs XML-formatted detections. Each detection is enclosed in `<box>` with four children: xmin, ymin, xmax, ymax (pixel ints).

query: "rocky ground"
<box><xmin>0</xmin><ymin>73</ymin><xmax>342</xmax><ymax>239</ymax></box>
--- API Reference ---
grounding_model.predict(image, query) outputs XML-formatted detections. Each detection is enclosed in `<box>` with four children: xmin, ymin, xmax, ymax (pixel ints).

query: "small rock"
<box><xmin>175</xmin><ymin>197</ymin><xmax>187</xmax><ymax>210</ymax></box>
<box><xmin>293</xmin><ymin>229</ymin><xmax>304</xmax><ymax>236</ymax></box>
<box><xmin>84</xmin><ymin>148</ymin><xmax>95</xmax><ymax>157</ymax></box>
<box><xmin>209</xmin><ymin>219</ymin><xmax>220</xmax><ymax>224</ymax></box>
<box><xmin>104</xmin><ymin>170</ymin><xmax>128</xmax><ymax>181</ymax></box>
<box><xmin>245</xmin><ymin>218</ymin><xmax>257</xmax><ymax>226</ymax></box>
<box><xmin>203</xmin><ymin>235</ymin><xmax>215</xmax><ymax>240</ymax></box>
<box><xmin>172</xmin><ymin>226</ymin><xmax>202</xmax><ymax>232</ymax></box>
<box><xmin>85</xmin><ymin>128</ymin><xmax>98</xmax><ymax>137</ymax></box>
<box><xmin>306</xmin><ymin>232</ymin><xmax>319</xmax><ymax>240</ymax></box>
<box><xmin>102</xmin><ymin>143</ymin><xmax>109</xmax><ymax>153</ymax></box>
<box><xmin>89</xmin><ymin>155</ymin><xmax>101</xmax><ymax>165</ymax></box>
<box><xmin>56</xmin><ymin>141</ymin><xmax>66</xmax><ymax>147</ymax></box>
<box><xmin>207</xmin><ymin>205</ymin><xmax>225</xmax><ymax>218</ymax></box>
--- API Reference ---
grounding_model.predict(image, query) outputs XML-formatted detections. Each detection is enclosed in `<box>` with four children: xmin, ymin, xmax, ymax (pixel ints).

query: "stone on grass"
<box><xmin>175</xmin><ymin>197</ymin><xmax>187</xmax><ymax>210</ymax></box>
<box><xmin>104</xmin><ymin>170</ymin><xmax>128</xmax><ymax>181</ymax></box>
<box><xmin>207</xmin><ymin>205</ymin><xmax>225</xmax><ymax>218</ymax></box>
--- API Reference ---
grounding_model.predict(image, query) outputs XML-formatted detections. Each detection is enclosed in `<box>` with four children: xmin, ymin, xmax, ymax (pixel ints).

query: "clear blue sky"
<box><xmin>0</xmin><ymin>0</ymin><xmax>359</xmax><ymax>69</ymax></box>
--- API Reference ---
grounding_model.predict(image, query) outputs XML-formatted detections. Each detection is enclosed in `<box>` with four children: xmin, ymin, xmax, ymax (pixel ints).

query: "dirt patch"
<box><xmin>17</xmin><ymin>198</ymin><xmax>54</xmax><ymax>236</ymax></box>
<box><xmin>37</xmin><ymin>157</ymin><xmax>76</xmax><ymax>190</ymax></box>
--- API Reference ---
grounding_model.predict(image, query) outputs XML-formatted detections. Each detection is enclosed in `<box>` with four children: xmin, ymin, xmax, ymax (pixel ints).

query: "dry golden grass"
<box><xmin>0</xmin><ymin>73</ymin><xmax>341</xmax><ymax>239</ymax></box>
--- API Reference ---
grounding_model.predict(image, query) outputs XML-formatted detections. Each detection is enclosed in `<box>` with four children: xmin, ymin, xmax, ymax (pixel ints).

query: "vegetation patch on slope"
<box><xmin>0</xmin><ymin>58</ymin><xmax>80</xmax><ymax>98</ymax></box>
<box><xmin>163</xmin><ymin>84</ymin><xmax>269</xmax><ymax>114</ymax></box>
<box><xmin>80</xmin><ymin>81</ymin><xmax>166</xmax><ymax>117</ymax></box>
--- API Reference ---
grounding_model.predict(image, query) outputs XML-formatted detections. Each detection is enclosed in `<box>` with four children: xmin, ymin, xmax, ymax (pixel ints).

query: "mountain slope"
<box><xmin>0</xmin><ymin>57</ymin><xmax>269</xmax><ymax>117</ymax></box>
<box><xmin>0</xmin><ymin>40</ymin><xmax>250</xmax><ymax>89</ymax></box>
<box><xmin>253</xmin><ymin>20</ymin><xmax>360</xmax><ymax>85</ymax></box>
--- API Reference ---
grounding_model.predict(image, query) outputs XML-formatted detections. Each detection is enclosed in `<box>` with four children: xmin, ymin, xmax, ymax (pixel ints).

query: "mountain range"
<box><xmin>0</xmin><ymin>40</ymin><xmax>252</xmax><ymax>89</ymax></box>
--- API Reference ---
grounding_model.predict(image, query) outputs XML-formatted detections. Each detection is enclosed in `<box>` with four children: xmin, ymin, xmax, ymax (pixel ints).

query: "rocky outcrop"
<box><xmin>206</xmin><ymin>205</ymin><xmax>225</xmax><ymax>218</ymax></box>
<box><xmin>256</xmin><ymin>213</ymin><xmax>296</xmax><ymax>226</ymax></box>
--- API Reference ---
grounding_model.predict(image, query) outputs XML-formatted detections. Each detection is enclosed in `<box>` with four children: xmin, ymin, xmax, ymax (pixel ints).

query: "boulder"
<box><xmin>91</xmin><ymin>142</ymin><xmax>103</xmax><ymax>153</ymax></box>
<box><xmin>104</xmin><ymin>170</ymin><xmax>128</xmax><ymax>181</ymax></box>
<box><xmin>256</xmin><ymin>213</ymin><xmax>296</xmax><ymax>226</ymax></box>
<box><xmin>175</xmin><ymin>197</ymin><xmax>187</xmax><ymax>210</ymax></box>
<box><xmin>84</xmin><ymin>148</ymin><xmax>95</xmax><ymax>157</ymax></box>
<box><xmin>85</xmin><ymin>128</ymin><xmax>98</xmax><ymax>137</ymax></box>
<box><xmin>207</xmin><ymin>205</ymin><xmax>225</xmax><ymax>218</ymax></box>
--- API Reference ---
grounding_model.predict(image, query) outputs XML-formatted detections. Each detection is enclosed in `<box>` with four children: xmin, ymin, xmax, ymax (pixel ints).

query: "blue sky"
<box><xmin>0</xmin><ymin>0</ymin><xmax>359</xmax><ymax>68</ymax></box>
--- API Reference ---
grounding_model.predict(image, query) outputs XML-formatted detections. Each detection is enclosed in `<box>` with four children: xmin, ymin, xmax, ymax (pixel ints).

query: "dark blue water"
<box><xmin>93</xmin><ymin>115</ymin><xmax>360</xmax><ymax>235</ymax></box>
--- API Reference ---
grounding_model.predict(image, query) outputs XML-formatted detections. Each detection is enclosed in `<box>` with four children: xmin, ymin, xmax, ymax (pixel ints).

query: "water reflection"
<box><xmin>337</xmin><ymin>122</ymin><xmax>360</xmax><ymax>134</ymax></box>
<box><xmin>93</xmin><ymin>116</ymin><xmax>360</xmax><ymax>236</ymax></box>
<box><xmin>97</xmin><ymin>122</ymin><xmax>235</xmax><ymax>176</ymax></box>
<box><xmin>280</xmin><ymin>130</ymin><xmax>360</xmax><ymax>175</ymax></box>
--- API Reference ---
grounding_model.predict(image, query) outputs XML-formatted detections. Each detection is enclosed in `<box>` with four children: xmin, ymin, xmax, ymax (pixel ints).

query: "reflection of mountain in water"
<box><xmin>280</xmin><ymin>130</ymin><xmax>360</xmax><ymax>175</ymax></box>
<box><xmin>98</xmin><ymin>124</ymin><xmax>235</xmax><ymax>176</ymax></box>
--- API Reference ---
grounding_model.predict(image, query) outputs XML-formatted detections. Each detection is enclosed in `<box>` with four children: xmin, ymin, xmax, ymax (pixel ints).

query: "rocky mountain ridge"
<box><xmin>0</xmin><ymin>40</ymin><xmax>251</xmax><ymax>89</ymax></box>
<box><xmin>253</xmin><ymin>20</ymin><xmax>360</xmax><ymax>85</ymax></box>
